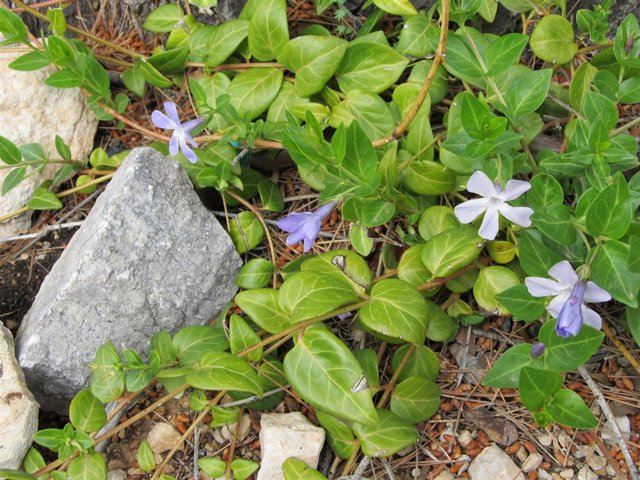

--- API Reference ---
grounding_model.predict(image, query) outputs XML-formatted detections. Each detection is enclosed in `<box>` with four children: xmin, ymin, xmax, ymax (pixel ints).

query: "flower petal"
<box><xmin>498</xmin><ymin>204</ymin><xmax>533</xmax><ymax>227</ymax></box>
<box><xmin>582</xmin><ymin>306</ymin><xmax>602</xmax><ymax>330</ymax></box>
<box><xmin>466</xmin><ymin>170</ymin><xmax>498</xmax><ymax>197</ymax></box>
<box><xmin>548</xmin><ymin>261</ymin><xmax>578</xmax><ymax>287</ymax></box>
<box><xmin>302</xmin><ymin>215</ymin><xmax>322</xmax><ymax>241</ymax></box>
<box><xmin>151</xmin><ymin>110</ymin><xmax>176</xmax><ymax>130</ymax></box>
<box><xmin>500</xmin><ymin>179</ymin><xmax>531</xmax><ymax>201</ymax></box>
<box><xmin>477</xmin><ymin>206</ymin><xmax>500</xmax><ymax>240</ymax></box>
<box><xmin>302</xmin><ymin>234</ymin><xmax>315</xmax><ymax>252</ymax></box>
<box><xmin>164</xmin><ymin>102</ymin><xmax>181</xmax><ymax>124</ymax></box>
<box><xmin>454</xmin><ymin>198</ymin><xmax>489</xmax><ymax>224</ymax></box>
<box><xmin>286</xmin><ymin>227</ymin><xmax>307</xmax><ymax>247</ymax></box>
<box><xmin>169</xmin><ymin>133</ymin><xmax>180</xmax><ymax>157</ymax></box>
<box><xmin>182</xmin><ymin>117</ymin><xmax>205</xmax><ymax>135</ymax></box>
<box><xmin>277</xmin><ymin>212</ymin><xmax>311</xmax><ymax>233</ymax></box>
<box><xmin>181</xmin><ymin>141</ymin><xmax>199</xmax><ymax>163</ymax></box>
<box><xmin>547</xmin><ymin>293</ymin><xmax>569</xmax><ymax>317</ymax></box>
<box><xmin>314</xmin><ymin>201</ymin><xmax>337</xmax><ymax>221</ymax></box>
<box><xmin>584</xmin><ymin>281</ymin><xmax>611</xmax><ymax>303</ymax></box>
<box><xmin>525</xmin><ymin>277</ymin><xmax>565</xmax><ymax>297</ymax></box>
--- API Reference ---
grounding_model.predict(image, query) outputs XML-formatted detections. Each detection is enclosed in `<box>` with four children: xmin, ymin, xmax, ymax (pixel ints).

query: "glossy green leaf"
<box><xmin>495</xmin><ymin>284</ymin><xmax>546</xmax><ymax>321</ymax></box>
<box><xmin>172</xmin><ymin>325</ymin><xmax>229</xmax><ymax>366</ymax></box>
<box><xmin>584</xmin><ymin>91</ymin><xmax>618</xmax><ymax>130</ymax></box>
<box><xmin>402</xmin><ymin>161</ymin><xmax>456</xmax><ymax>195</ymax></box>
<box><xmin>27</xmin><ymin>187</ymin><xmax>63</xmax><ymax>210</ymax></box>
<box><xmin>0</xmin><ymin>8</ymin><xmax>28</xmax><ymax>44</ymax></box>
<box><xmin>517</xmin><ymin>230</ymin><xmax>563</xmax><ymax>277</ymax></box>
<box><xmin>530</xmin><ymin>15</ymin><xmax>577</xmax><ymax>64</ymax></box>
<box><xmin>519</xmin><ymin>367</ymin><xmax>563</xmax><ymax>411</ymax></box>
<box><xmin>373</xmin><ymin>0</ymin><xmax>418</xmax><ymax>15</ymax></box>
<box><xmin>279</xmin><ymin>35</ymin><xmax>348</xmax><ymax>97</ymax></box>
<box><xmin>443</xmin><ymin>35</ymin><xmax>485</xmax><ymax>86</ymax></box>
<box><xmin>236</xmin><ymin>258</ymin><xmax>274</xmax><ymax>289</ymax></box>
<box><xmin>230</xmin><ymin>459</ymin><xmax>259</xmax><ymax>480</ymax></box>
<box><xmin>390</xmin><ymin>375</ymin><xmax>440</xmax><ymax>423</ymax></box>
<box><xmin>396</xmin><ymin>13</ymin><xmax>437</xmax><ymax>57</ymax></box>
<box><xmin>503</xmin><ymin>68</ymin><xmax>552</xmax><ymax>118</ymax></box>
<box><xmin>353</xmin><ymin>409</ymin><xmax>419</xmax><ymax>457</ymax></box>
<box><xmin>619</xmin><ymin>76</ymin><xmax>640</xmax><ymax>103</ymax></box>
<box><xmin>421</xmin><ymin>227</ymin><xmax>483</xmax><ymax>278</ymax></box>
<box><xmin>67</xmin><ymin>453</ymin><xmax>107</xmax><ymax>480</ymax></box>
<box><xmin>137</xmin><ymin>58</ymin><xmax>173</xmax><ymax>88</ymax></box>
<box><xmin>391</xmin><ymin>344</ymin><xmax>440</xmax><ymax>382</ymax></box>
<box><xmin>198</xmin><ymin>457</ymin><xmax>225</xmax><ymax>477</ymax></box>
<box><xmin>228</xmin><ymin>68</ymin><xmax>283</xmax><ymax>120</ymax></box>
<box><xmin>90</xmin><ymin>341</ymin><xmax>125</xmax><ymax>402</ymax></box>
<box><xmin>267</xmin><ymin>82</ymin><xmax>310</xmax><ymax>123</ymax></box>
<box><xmin>69</xmin><ymin>389</ymin><xmax>107</xmax><ymax>433</ymax></box>
<box><xmin>354</xmin><ymin>348</ymin><xmax>379</xmax><ymax>390</ymax></box>
<box><xmin>336</xmin><ymin>42</ymin><xmax>409</xmax><ymax>94</ymax></box>
<box><xmin>248</xmin><ymin>0</ymin><xmax>289</xmax><ymax>61</ymax></box>
<box><xmin>527</xmin><ymin>173</ymin><xmax>564</xmax><ymax>211</ymax></box>
<box><xmin>186</xmin><ymin>351</ymin><xmax>263</xmax><ymax>395</ymax></box>
<box><xmin>418</xmin><ymin>206</ymin><xmax>460</xmax><ymax>241</ymax></box>
<box><xmin>235</xmin><ymin>288</ymin><xmax>291</xmax><ymax>333</ymax></box>
<box><xmin>397</xmin><ymin>245</ymin><xmax>432</xmax><ymax>288</ymax></box>
<box><xmin>0</xmin><ymin>135</ymin><xmax>21</xmax><ymax>165</ymax></box>
<box><xmin>473</xmin><ymin>266</ymin><xmax>520</xmax><ymax>315</ymax></box>
<box><xmin>44</xmin><ymin>69</ymin><xmax>82</xmax><ymax>88</ymax></box>
<box><xmin>359</xmin><ymin>279</ymin><xmax>429</xmax><ymax>344</ymax></box>
<box><xmin>229</xmin><ymin>210</ymin><xmax>265</xmax><ymax>253</ymax></box>
<box><xmin>590</xmin><ymin>240</ymin><xmax>640</xmax><ymax>307</ymax></box>
<box><xmin>482</xmin><ymin>343</ymin><xmax>538</xmax><ymax>388</ymax></box>
<box><xmin>278</xmin><ymin>271</ymin><xmax>358</xmax><ymax>323</ymax></box>
<box><xmin>149</xmin><ymin>331</ymin><xmax>177</xmax><ymax>370</ymax></box>
<box><xmin>425</xmin><ymin>300</ymin><xmax>458</xmax><ymax>341</ymax></box>
<box><xmin>300</xmin><ymin>249</ymin><xmax>372</xmax><ymax>293</ymax></box>
<box><xmin>143</xmin><ymin>4</ymin><xmax>183</xmax><ymax>32</ymax></box>
<box><xmin>137</xmin><ymin>440</ymin><xmax>156</xmax><ymax>473</ymax></box>
<box><xmin>585</xmin><ymin>173</ymin><xmax>632</xmax><ymax>240</ymax></box>
<box><xmin>329</xmin><ymin>89</ymin><xmax>395</xmax><ymax>140</ymax></box>
<box><xmin>8</xmin><ymin>50</ymin><xmax>50</xmax><ymax>71</ymax></box>
<box><xmin>614</xmin><ymin>14</ymin><xmax>640</xmax><ymax>69</ymax></box>
<box><xmin>199</xmin><ymin>20</ymin><xmax>249</xmax><ymax>68</ymax></box>
<box><xmin>341</xmin><ymin>121</ymin><xmax>381</xmax><ymax>189</ymax></box>
<box><xmin>22</xmin><ymin>447</ymin><xmax>45</xmax><ymax>475</ymax></box>
<box><xmin>485</xmin><ymin>33</ymin><xmax>528</xmax><ymax>76</ymax></box>
<box><xmin>284</xmin><ymin>326</ymin><xmax>379</xmax><ymax>425</ymax></box>
<box><xmin>2</xmin><ymin>167</ymin><xmax>26</xmax><ymax>195</ymax></box>
<box><xmin>349</xmin><ymin>223</ymin><xmax>373</xmax><ymax>256</ymax></box>
<box><xmin>531</xmin><ymin>204</ymin><xmax>576</xmax><ymax>246</ymax></box>
<box><xmin>569</xmin><ymin>62</ymin><xmax>598</xmax><ymax>112</ymax></box>
<box><xmin>258</xmin><ymin>178</ymin><xmax>284</xmax><ymax>212</ymax></box>
<box><xmin>147</xmin><ymin>46</ymin><xmax>189</xmax><ymax>75</ymax></box>
<box><xmin>0</xmin><ymin>471</ymin><xmax>36</xmax><ymax>480</ymax></box>
<box><xmin>229</xmin><ymin>314</ymin><xmax>263</xmax><ymax>362</ymax></box>
<box><xmin>316</xmin><ymin>410</ymin><xmax>358</xmax><ymax>459</ymax></box>
<box><xmin>547</xmin><ymin>389</ymin><xmax>598</xmax><ymax>429</ymax></box>
<box><xmin>538</xmin><ymin>320</ymin><xmax>604</xmax><ymax>372</ymax></box>
<box><xmin>282</xmin><ymin>458</ymin><xmax>328</xmax><ymax>480</ymax></box>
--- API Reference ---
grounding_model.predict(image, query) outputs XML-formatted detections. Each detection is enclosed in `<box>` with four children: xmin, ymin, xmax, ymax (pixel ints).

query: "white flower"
<box><xmin>525</xmin><ymin>261</ymin><xmax>611</xmax><ymax>335</ymax></box>
<box><xmin>454</xmin><ymin>170</ymin><xmax>533</xmax><ymax>240</ymax></box>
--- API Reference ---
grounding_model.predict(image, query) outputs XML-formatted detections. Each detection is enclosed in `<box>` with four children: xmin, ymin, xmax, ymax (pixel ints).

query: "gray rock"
<box><xmin>469</xmin><ymin>445</ymin><xmax>524</xmax><ymax>480</ymax></box>
<box><xmin>0</xmin><ymin>324</ymin><xmax>39</xmax><ymax>470</ymax></box>
<box><xmin>16</xmin><ymin>148</ymin><xmax>241</xmax><ymax>413</ymax></box>
<box><xmin>257</xmin><ymin>412</ymin><xmax>325</xmax><ymax>480</ymax></box>
<box><xmin>0</xmin><ymin>44</ymin><xmax>97</xmax><ymax>239</ymax></box>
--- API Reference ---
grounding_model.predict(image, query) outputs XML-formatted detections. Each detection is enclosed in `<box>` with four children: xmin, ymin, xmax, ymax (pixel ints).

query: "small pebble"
<box><xmin>577</xmin><ymin>467</ymin><xmax>598</xmax><ymax>480</ymax></box>
<box><xmin>516</xmin><ymin>445</ymin><xmax>528</xmax><ymax>462</ymax></box>
<box><xmin>587</xmin><ymin>454</ymin><xmax>607</xmax><ymax>472</ymax></box>
<box><xmin>434</xmin><ymin>471</ymin><xmax>455</xmax><ymax>480</ymax></box>
<box><xmin>458</xmin><ymin>430</ymin><xmax>473</xmax><ymax>448</ymax></box>
<box><xmin>537</xmin><ymin>434</ymin><xmax>553</xmax><ymax>447</ymax></box>
<box><xmin>559</xmin><ymin>468</ymin><xmax>574</xmax><ymax>479</ymax></box>
<box><xmin>522</xmin><ymin>453</ymin><xmax>543</xmax><ymax>473</ymax></box>
<box><xmin>537</xmin><ymin>469</ymin><xmax>553</xmax><ymax>480</ymax></box>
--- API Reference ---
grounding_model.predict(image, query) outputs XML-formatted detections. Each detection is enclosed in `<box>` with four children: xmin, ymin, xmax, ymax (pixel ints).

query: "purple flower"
<box><xmin>525</xmin><ymin>261</ymin><xmax>611</xmax><ymax>338</ymax></box>
<box><xmin>454</xmin><ymin>170</ymin><xmax>533</xmax><ymax>240</ymax></box>
<box><xmin>276</xmin><ymin>201</ymin><xmax>337</xmax><ymax>252</ymax></box>
<box><xmin>531</xmin><ymin>342</ymin><xmax>545</xmax><ymax>358</ymax></box>
<box><xmin>151</xmin><ymin>102</ymin><xmax>204</xmax><ymax>164</ymax></box>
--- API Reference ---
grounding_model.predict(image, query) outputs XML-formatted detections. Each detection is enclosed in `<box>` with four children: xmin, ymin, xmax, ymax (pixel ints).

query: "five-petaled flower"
<box><xmin>151</xmin><ymin>102</ymin><xmax>204</xmax><ymax>164</ymax></box>
<box><xmin>525</xmin><ymin>261</ymin><xmax>611</xmax><ymax>338</ymax></box>
<box><xmin>454</xmin><ymin>170</ymin><xmax>533</xmax><ymax>240</ymax></box>
<box><xmin>277</xmin><ymin>201</ymin><xmax>337</xmax><ymax>252</ymax></box>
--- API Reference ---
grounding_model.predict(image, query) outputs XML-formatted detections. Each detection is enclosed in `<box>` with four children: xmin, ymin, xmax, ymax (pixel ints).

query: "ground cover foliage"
<box><xmin>0</xmin><ymin>0</ymin><xmax>639</xmax><ymax>478</ymax></box>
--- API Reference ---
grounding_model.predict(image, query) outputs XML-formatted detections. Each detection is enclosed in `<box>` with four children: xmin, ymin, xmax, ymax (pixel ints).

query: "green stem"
<box><xmin>0</xmin><ymin>159</ymin><xmax>84</xmax><ymax>170</ymax></box>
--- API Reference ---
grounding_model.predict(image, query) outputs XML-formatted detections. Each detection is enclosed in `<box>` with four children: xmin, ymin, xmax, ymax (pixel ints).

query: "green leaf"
<box><xmin>473</xmin><ymin>266</ymin><xmax>521</xmax><ymax>315</ymax></box>
<box><xmin>8</xmin><ymin>50</ymin><xmax>50</xmax><ymax>71</ymax></box>
<box><xmin>590</xmin><ymin>240</ymin><xmax>640</xmax><ymax>307</ymax></box>
<box><xmin>418</xmin><ymin>206</ymin><xmax>460</xmax><ymax>241</ymax></box>
<box><xmin>624</xmin><ymin>302</ymin><xmax>640</xmax><ymax>348</ymax></box>
<box><xmin>329</xmin><ymin>89</ymin><xmax>395</xmax><ymax>140</ymax></box>
<box><xmin>47</xmin><ymin>7</ymin><xmax>66</xmax><ymax>34</ymax></box>
<box><xmin>390</xmin><ymin>375</ymin><xmax>440</xmax><ymax>423</ymax></box>
<box><xmin>27</xmin><ymin>187</ymin><xmax>63</xmax><ymax>210</ymax></box>
<box><xmin>282</xmin><ymin>458</ymin><xmax>328</xmax><ymax>480</ymax></box>
<box><xmin>198</xmin><ymin>457</ymin><xmax>226</xmax><ymax>477</ymax></box>
<box><xmin>200</xmin><ymin>20</ymin><xmax>249</xmax><ymax>68</ymax></box>
<box><xmin>349</xmin><ymin>223</ymin><xmax>373</xmax><ymax>256</ymax></box>
<box><xmin>228</xmin><ymin>68</ymin><xmax>283</xmax><ymax>120</ymax></box>
<box><xmin>443</xmin><ymin>34</ymin><xmax>485</xmax><ymax>85</ymax></box>
<box><xmin>229</xmin><ymin>210</ymin><xmax>265</xmax><ymax>253</ymax></box>
<box><xmin>485</xmin><ymin>33</ymin><xmax>528</xmax><ymax>76</ymax></box>
<box><xmin>619</xmin><ymin>76</ymin><xmax>640</xmax><ymax>104</ymax></box>
<box><xmin>143</xmin><ymin>4</ymin><xmax>183</xmax><ymax>32</ymax></box>
<box><xmin>300</xmin><ymin>249</ymin><xmax>372</xmax><ymax>293</ymax></box>
<box><xmin>90</xmin><ymin>342</ymin><xmax>125</xmax><ymax>402</ymax></box>
<box><xmin>570</xmin><ymin>62</ymin><xmax>598</xmax><ymax>112</ymax></box>
<box><xmin>173</xmin><ymin>325</ymin><xmax>229</xmax><ymax>366</ymax></box>
<box><xmin>425</xmin><ymin>300</ymin><xmax>458</xmax><ymax>342</ymax></box>
<box><xmin>258</xmin><ymin>178</ymin><xmax>284</xmax><ymax>212</ymax></box>
<box><xmin>69</xmin><ymin>389</ymin><xmax>107</xmax><ymax>433</ymax></box>
<box><xmin>284</xmin><ymin>326</ymin><xmax>379</xmax><ymax>425</ymax></box>
<box><xmin>0</xmin><ymin>8</ymin><xmax>28</xmax><ymax>44</ymax></box>
<box><xmin>23</xmin><ymin>447</ymin><xmax>45</xmax><ymax>475</ymax></box>
<box><xmin>248</xmin><ymin>0</ymin><xmax>289</xmax><ymax>61</ymax></box>
<box><xmin>67</xmin><ymin>453</ymin><xmax>107</xmax><ymax>480</ymax></box>
<box><xmin>402</xmin><ymin>161</ymin><xmax>456</xmax><ymax>195</ymax></box>
<box><xmin>147</xmin><ymin>46</ymin><xmax>189</xmax><ymax>75</ymax></box>
<box><xmin>547</xmin><ymin>389</ymin><xmax>598</xmax><ymax>429</ymax></box>
<box><xmin>504</xmin><ymin>68</ymin><xmax>552</xmax><ymax>118</ymax></box>
<box><xmin>341</xmin><ymin>121</ymin><xmax>381</xmax><ymax>189</ymax></box>
<box><xmin>278</xmin><ymin>271</ymin><xmax>359</xmax><ymax>323</ymax></box>
<box><xmin>531</xmin><ymin>204</ymin><xmax>576</xmax><ymax>246</ymax></box>
<box><xmin>230</xmin><ymin>459</ymin><xmax>259</xmax><ymax>480</ymax></box>
<box><xmin>396</xmin><ymin>13</ymin><xmax>436</xmax><ymax>57</ymax></box>
<box><xmin>372</xmin><ymin>0</ymin><xmax>418</xmax><ymax>15</ymax></box>
<box><xmin>33</xmin><ymin>428</ymin><xmax>66</xmax><ymax>450</ymax></box>
<box><xmin>359</xmin><ymin>279</ymin><xmax>429</xmax><ymax>344</ymax></box>
<box><xmin>149</xmin><ymin>331</ymin><xmax>177</xmax><ymax>369</ymax></box>
<box><xmin>267</xmin><ymin>81</ymin><xmax>309</xmax><ymax>123</ymax></box>
<box><xmin>529</xmin><ymin>15</ymin><xmax>577</xmax><ymax>64</ymax></box>
<box><xmin>44</xmin><ymin>69</ymin><xmax>82</xmax><ymax>88</ymax></box>
<box><xmin>519</xmin><ymin>367</ymin><xmax>563</xmax><ymax>411</ymax></box>
<box><xmin>527</xmin><ymin>173</ymin><xmax>564</xmax><ymax>211</ymax></box>
<box><xmin>236</xmin><ymin>258</ymin><xmax>274</xmax><ymax>289</ymax></box>
<box><xmin>614</xmin><ymin>14</ymin><xmax>640</xmax><ymax>69</ymax></box>
<box><xmin>538</xmin><ymin>320</ymin><xmax>604</xmax><ymax>372</ymax></box>
<box><xmin>235</xmin><ymin>289</ymin><xmax>291</xmax><ymax>333</ymax></box>
<box><xmin>137</xmin><ymin>440</ymin><xmax>156</xmax><ymax>473</ymax></box>
<box><xmin>353</xmin><ymin>409</ymin><xmax>419</xmax><ymax>457</ymax></box>
<box><xmin>0</xmin><ymin>471</ymin><xmax>36</xmax><ymax>480</ymax></box>
<box><xmin>137</xmin><ymin>58</ymin><xmax>173</xmax><ymax>88</ymax></box>
<box><xmin>482</xmin><ymin>343</ymin><xmax>537</xmax><ymax>388</ymax></box>
<box><xmin>2</xmin><ymin>167</ymin><xmax>26</xmax><ymax>195</ymax></box>
<box><xmin>391</xmin><ymin>344</ymin><xmax>440</xmax><ymax>382</ymax></box>
<box><xmin>279</xmin><ymin>35</ymin><xmax>348</xmax><ymax>97</ymax></box>
<box><xmin>397</xmin><ymin>245</ymin><xmax>432</xmax><ymax>288</ymax></box>
<box><xmin>517</xmin><ymin>230</ymin><xmax>563</xmax><ymax>277</ymax></box>
<box><xmin>421</xmin><ymin>227</ymin><xmax>483</xmax><ymax>278</ymax></box>
<box><xmin>336</xmin><ymin>42</ymin><xmax>409</xmax><ymax>94</ymax></box>
<box><xmin>122</xmin><ymin>67</ymin><xmax>146</xmax><ymax>98</ymax></box>
<box><xmin>585</xmin><ymin>173</ymin><xmax>632</xmax><ymax>240</ymax></box>
<box><xmin>495</xmin><ymin>284</ymin><xmax>546</xmax><ymax>321</ymax></box>
<box><xmin>186</xmin><ymin>351</ymin><xmax>263</xmax><ymax>395</ymax></box>
<box><xmin>584</xmin><ymin>91</ymin><xmax>618</xmax><ymax>130</ymax></box>
<box><xmin>0</xmin><ymin>135</ymin><xmax>21</xmax><ymax>165</ymax></box>
<box><xmin>229</xmin><ymin>314</ymin><xmax>263</xmax><ymax>362</ymax></box>
<box><xmin>316</xmin><ymin>411</ymin><xmax>358</xmax><ymax>460</ymax></box>
<box><xmin>55</xmin><ymin>135</ymin><xmax>72</xmax><ymax>161</ymax></box>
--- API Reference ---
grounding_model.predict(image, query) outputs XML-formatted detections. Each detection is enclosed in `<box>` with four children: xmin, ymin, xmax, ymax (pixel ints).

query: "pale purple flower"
<box><xmin>151</xmin><ymin>102</ymin><xmax>204</xmax><ymax>164</ymax></box>
<box><xmin>525</xmin><ymin>261</ymin><xmax>611</xmax><ymax>337</ymax></box>
<box><xmin>276</xmin><ymin>201</ymin><xmax>337</xmax><ymax>252</ymax></box>
<box><xmin>454</xmin><ymin>170</ymin><xmax>533</xmax><ymax>240</ymax></box>
<box><xmin>531</xmin><ymin>342</ymin><xmax>545</xmax><ymax>358</ymax></box>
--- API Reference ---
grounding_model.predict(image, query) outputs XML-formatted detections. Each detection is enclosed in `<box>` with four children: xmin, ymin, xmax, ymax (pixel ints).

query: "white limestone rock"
<box><xmin>0</xmin><ymin>324</ymin><xmax>39</xmax><ymax>470</ymax></box>
<box><xmin>468</xmin><ymin>445</ymin><xmax>525</xmax><ymax>480</ymax></box>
